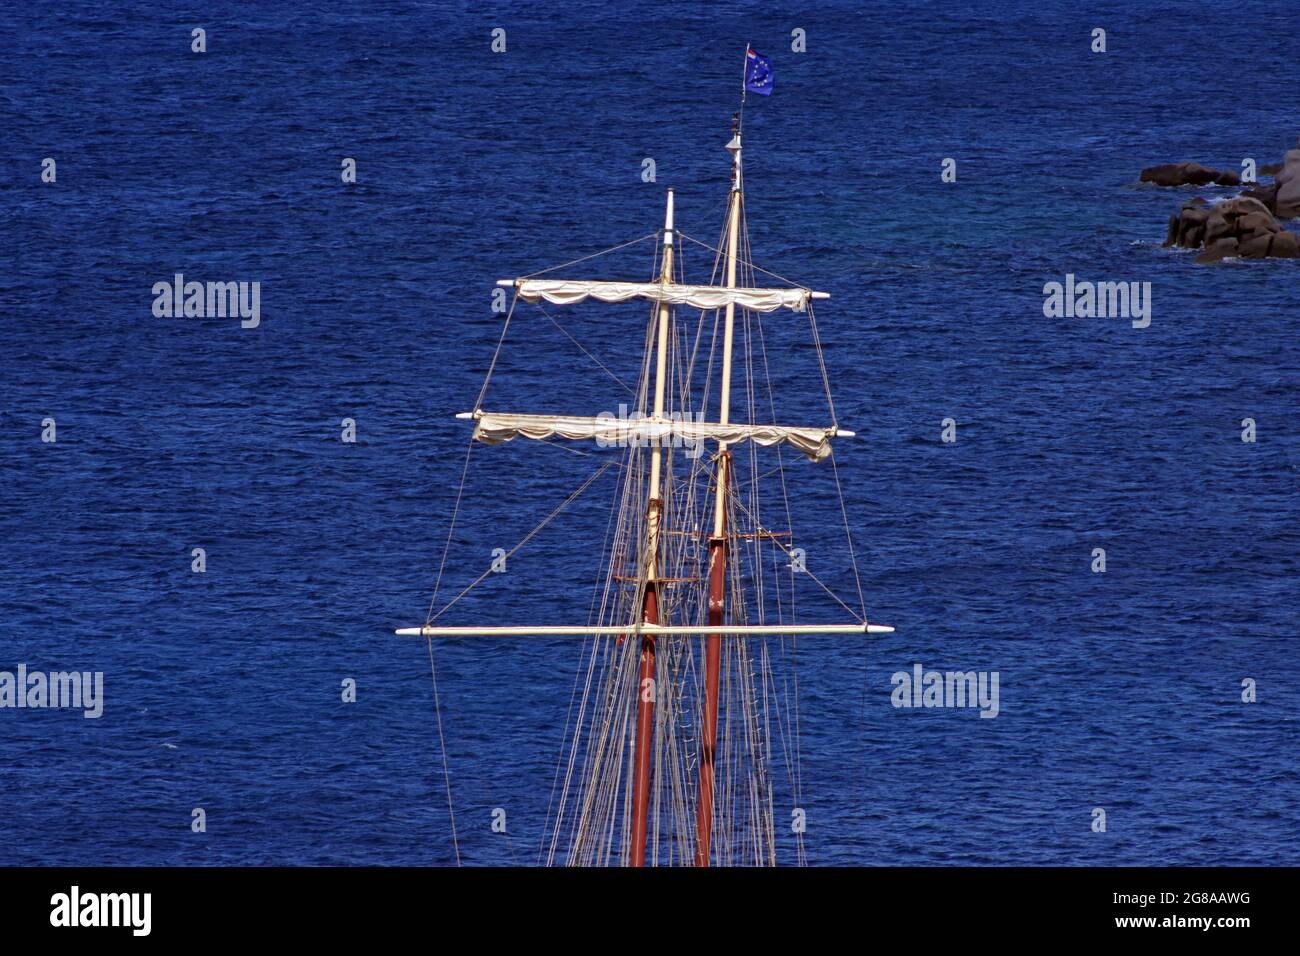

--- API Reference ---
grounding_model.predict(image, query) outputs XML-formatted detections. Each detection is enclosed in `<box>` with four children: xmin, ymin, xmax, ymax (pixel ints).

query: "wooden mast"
<box><xmin>394</xmin><ymin>88</ymin><xmax>900</xmax><ymax>868</ymax></box>
<box><xmin>695</xmin><ymin>117</ymin><xmax>743</xmax><ymax>867</ymax></box>
<box><xmin>629</xmin><ymin>188</ymin><xmax>675</xmax><ymax>867</ymax></box>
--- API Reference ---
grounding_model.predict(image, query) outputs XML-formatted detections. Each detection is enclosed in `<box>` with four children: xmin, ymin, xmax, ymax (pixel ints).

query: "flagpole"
<box><xmin>739</xmin><ymin>44</ymin><xmax>748</xmax><ymax>130</ymax></box>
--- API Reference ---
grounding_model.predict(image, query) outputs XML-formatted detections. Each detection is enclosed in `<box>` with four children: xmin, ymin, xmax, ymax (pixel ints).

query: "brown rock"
<box><xmin>1164</xmin><ymin>214</ymin><xmax>1180</xmax><ymax>247</ymax></box>
<box><xmin>1276</xmin><ymin>153</ymin><xmax>1300</xmax><ymax>218</ymax></box>
<box><xmin>1166</xmin><ymin>193</ymin><xmax>1294</xmax><ymax>259</ymax></box>
<box><xmin>1142</xmin><ymin>162</ymin><xmax>1225</xmax><ymax>187</ymax></box>
<box><xmin>1238</xmin><ymin>233</ymin><xmax>1274</xmax><ymax>258</ymax></box>
<box><xmin>1215</xmin><ymin>170</ymin><xmax>1241</xmax><ymax>187</ymax></box>
<box><xmin>1270</xmin><ymin>230</ymin><xmax>1300</xmax><ymax>258</ymax></box>
<box><xmin>1195</xmin><ymin>238</ymin><xmax>1239</xmax><ymax>263</ymax></box>
<box><xmin>1239</xmin><ymin>211</ymin><xmax>1281</xmax><ymax>234</ymax></box>
<box><xmin>1203</xmin><ymin>214</ymin><xmax>1232</xmax><ymax>244</ymax></box>
<box><xmin>1217</xmin><ymin>196</ymin><xmax>1273</xmax><ymax>219</ymax></box>
<box><xmin>1259</xmin><ymin>163</ymin><xmax>1283</xmax><ymax>177</ymax></box>
<box><xmin>1174</xmin><ymin>205</ymin><xmax>1211</xmax><ymax>247</ymax></box>
<box><xmin>1240</xmin><ymin>185</ymin><xmax>1278</xmax><ymax>214</ymax></box>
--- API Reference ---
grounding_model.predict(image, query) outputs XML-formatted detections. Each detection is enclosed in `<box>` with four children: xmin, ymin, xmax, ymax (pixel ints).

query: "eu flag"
<box><xmin>744</xmin><ymin>47</ymin><xmax>773</xmax><ymax>95</ymax></box>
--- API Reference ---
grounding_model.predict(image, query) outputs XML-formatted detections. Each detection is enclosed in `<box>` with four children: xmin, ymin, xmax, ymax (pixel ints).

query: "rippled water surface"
<box><xmin>2</xmin><ymin>1</ymin><xmax>1297</xmax><ymax>865</ymax></box>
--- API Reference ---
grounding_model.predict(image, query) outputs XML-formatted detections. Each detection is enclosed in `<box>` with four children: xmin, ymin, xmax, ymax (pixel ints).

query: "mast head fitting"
<box><xmin>727</xmin><ymin>113</ymin><xmax>741</xmax><ymax>152</ymax></box>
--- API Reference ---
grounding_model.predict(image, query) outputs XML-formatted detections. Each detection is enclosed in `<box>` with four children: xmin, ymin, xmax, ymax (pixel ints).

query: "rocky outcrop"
<box><xmin>1149</xmin><ymin>138</ymin><xmax>1300</xmax><ymax>261</ymax></box>
<box><xmin>1275</xmin><ymin>143</ymin><xmax>1300</xmax><ymax>219</ymax></box>
<box><xmin>1234</xmin><ymin>141</ymin><xmax>1300</xmax><ymax>219</ymax></box>
<box><xmin>1142</xmin><ymin>162</ymin><xmax>1240</xmax><ymax>187</ymax></box>
<box><xmin>1240</xmin><ymin>183</ymin><xmax>1280</xmax><ymax>214</ymax></box>
<box><xmin>1162</xmin><ymin>196</ymin><xmax>1300</xmax><ymax>262</ymax></box>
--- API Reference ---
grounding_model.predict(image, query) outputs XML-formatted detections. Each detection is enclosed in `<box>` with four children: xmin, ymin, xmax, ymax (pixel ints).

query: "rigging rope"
<box><xmin>829</xmin><ymin>447</ymin><xmax>868</xmax><ymax>618</ymax></box>
<box><xmin>720</xmin><ymin>472</ymin><xmax>869</xmax><ymax>623</ymax></box>
<box><xmin>535</xmin><ymin>301</ymin><xmax>636</xmax><ymax>395</ymax></box>
<box><xmin>425</xmin><ymin>460</ymin><xmax>617</xmax><ymax>624</ymax></box>
<box><xmin>474</xmin><ymin>291</ymin><xmax>519</xmax><ymax>411</ymax></box>
<box><xmin>520</xmin><ymin>232</ymin><xmax>659</xmax><ymax>278</ymax></box>
<box><xmin>418</xmin><ymin>432</ymin><xmax>479</xmax><ymax>870</ymax></box>
<box><xmin>675</xmin><ymin>230</ymin><xmax>818</xmax><ymax>294</ymax></box>
<box><xmin>424</xmin><ymin>638</ymin><xmax>462</xmax><ymax>866</ymax></box>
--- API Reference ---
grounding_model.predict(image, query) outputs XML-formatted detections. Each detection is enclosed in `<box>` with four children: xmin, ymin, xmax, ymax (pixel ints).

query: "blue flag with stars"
<box><xmin>744</xmin><ymin>47</ymin><xmax>773</xmax><ymax>95</ymax></box>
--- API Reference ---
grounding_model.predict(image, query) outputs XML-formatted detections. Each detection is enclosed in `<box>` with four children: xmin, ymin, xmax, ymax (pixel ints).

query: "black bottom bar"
<box><xmin>0</xmin><ymin>866</ymin><xmax>1281</xmax><ymax>940</ymax></box>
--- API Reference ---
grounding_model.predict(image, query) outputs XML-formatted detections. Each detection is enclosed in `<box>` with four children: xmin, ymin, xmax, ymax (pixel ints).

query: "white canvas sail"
<box><xmin>499</xmin><ymin>278</ymin><xmax>827</xmax><ymax>313</ymax></box>
<box><xmin>463</xmin><ymin>410</ymin><xmax>849</xmax><ymax>461</ymax></box>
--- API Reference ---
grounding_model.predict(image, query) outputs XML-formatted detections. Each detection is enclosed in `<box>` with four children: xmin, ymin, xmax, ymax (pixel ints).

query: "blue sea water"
<box><xmin>1</xmin><ymin>1</ymin><xmax>1297</xmax><ymax>866</ymax></box>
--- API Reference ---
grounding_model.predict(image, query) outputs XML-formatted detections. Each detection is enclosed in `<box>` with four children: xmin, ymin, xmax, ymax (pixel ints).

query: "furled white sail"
<box><xmin>499</xmin><ymin>279</ymin><xmax>827</xmax><ymax>313</ymax></box>
<box><xmin>465</xmin><ymin>411</ymin><xmax>847</xmax><ymax>461</ymax></box>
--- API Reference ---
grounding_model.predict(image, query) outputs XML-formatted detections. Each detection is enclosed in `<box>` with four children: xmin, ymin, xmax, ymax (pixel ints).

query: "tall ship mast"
<box><xmin>398</xmin><ymin>60</ymin><xmax>892</xmax><ymax>866</ymax></box>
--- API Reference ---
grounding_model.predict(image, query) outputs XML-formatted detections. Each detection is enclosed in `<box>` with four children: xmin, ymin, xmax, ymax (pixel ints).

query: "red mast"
<box><xmin>628</xmin><ymin>189</ymin><xmax>675</xmax><ymax>867</ymax></box>
<box><xmin>695</xmin><ymin>118</ymin><xmax>743</xmax><ymax>867</ymax></box>
<box><xmin>629</xmin><ymin>577</ymin><xmax>658</xmax><ymax>866</ymax></box>
<box><xmin>695</xmin><ymin>454</ymin><xmax>729</xmax><ymax>866</ymax></box>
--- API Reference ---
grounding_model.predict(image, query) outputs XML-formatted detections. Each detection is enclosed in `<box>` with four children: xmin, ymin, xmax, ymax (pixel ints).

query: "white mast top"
<box><xmin>712</xmin><ymin>116</ymin><xmax>744</xmax><ymax>538</ymax></box>
<box><xmin>726</xmin><ymin>117</ymin><xmax>742</xmax><ymax>191</ymax></box>
<box><xmin>663</xmin><ymin>187</ymin><xmax>674</xmax><ymax>246</ymax></box>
